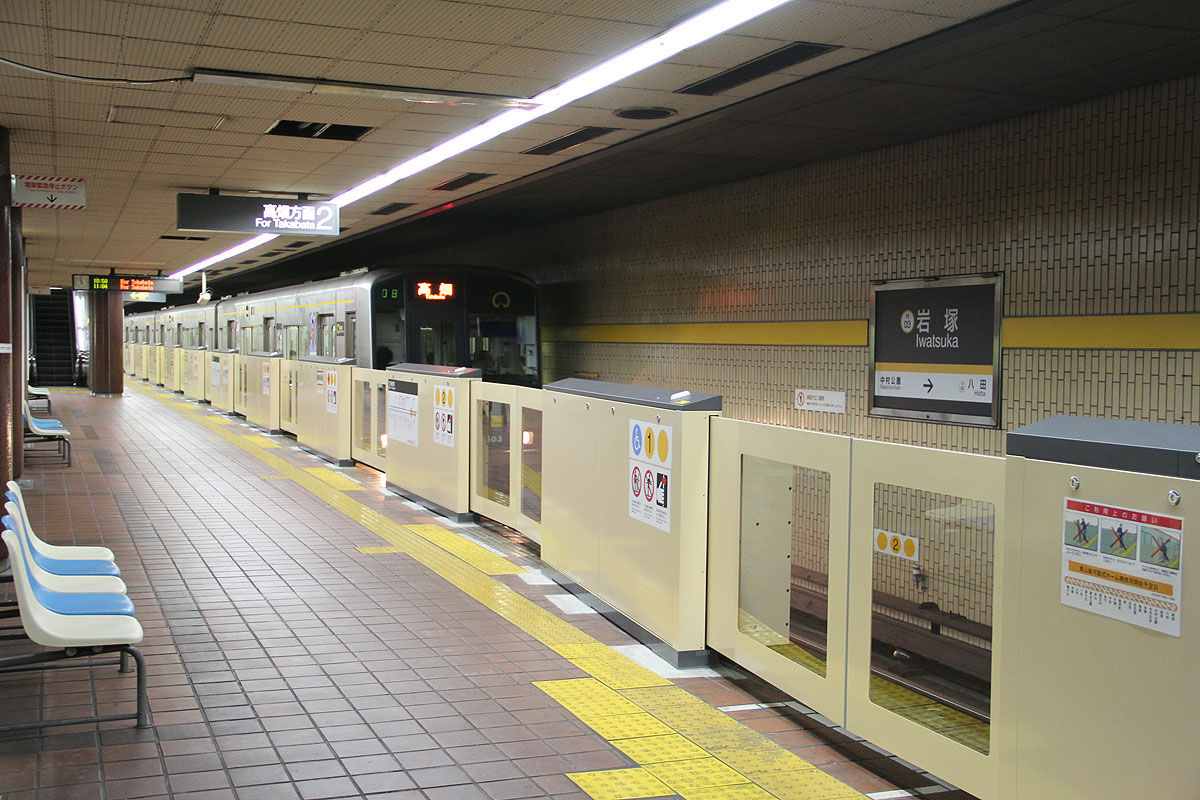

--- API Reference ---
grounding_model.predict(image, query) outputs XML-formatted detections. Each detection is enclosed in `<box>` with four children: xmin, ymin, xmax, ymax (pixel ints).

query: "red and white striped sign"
<box><xmin>11</xmin><ymin>175</ymin><xmax>87</xmax><ymax>210</ymax></box>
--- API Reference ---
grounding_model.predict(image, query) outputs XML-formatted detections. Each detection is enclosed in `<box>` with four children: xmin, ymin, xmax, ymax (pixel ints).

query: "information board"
<box><xmin>629</xmin><ymin>419</ymin><xmax>672</xmax><ymax>533</ymax></box>
<box><xmin>177</xmin><ymin>193</ymin><xmax>339</xmax><ymax>237</ymax></box>
<box><xmin>387</xmin><ymin>379</ymin><xmax>419</xmax><ymax>448</ymax></box>
<box><xmin>869</xmin><ymin>274</ymin><xmax>1001</xmax><ymax>426</ymax></box>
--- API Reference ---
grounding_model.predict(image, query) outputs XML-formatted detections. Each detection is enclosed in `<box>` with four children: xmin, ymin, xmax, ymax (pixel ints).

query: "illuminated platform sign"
<box><xmin>869</xmin><ymin>274</ymin><xmax>1002</xmax><ymax>427</ymax></box>
<box><xmin>73</xmin><ymin>275</ymin><xmax>184</xmax><ymax>294</ymax></box>
<box><xmin>177</xmin><ymin>193</ymin><xmax>339</xmax><ymax>236</ymax></box>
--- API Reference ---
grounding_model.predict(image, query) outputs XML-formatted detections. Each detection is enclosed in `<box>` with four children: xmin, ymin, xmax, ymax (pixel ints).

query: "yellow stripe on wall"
<box><xmin>543</xmin><ymin>314</ymin><xmax>1200</xmax><ymax>351</ymax></box>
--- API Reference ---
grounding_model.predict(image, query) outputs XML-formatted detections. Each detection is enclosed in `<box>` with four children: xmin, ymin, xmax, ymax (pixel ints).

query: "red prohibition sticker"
<box><xmin>645</xmin><ymin>471</ymin><xmax>655</xmax><ymax>502</ymax></box>
<box><xmin>632</xmin><ymin>466</ymin><xmax>642</xmax><ymax>497</ymax></box>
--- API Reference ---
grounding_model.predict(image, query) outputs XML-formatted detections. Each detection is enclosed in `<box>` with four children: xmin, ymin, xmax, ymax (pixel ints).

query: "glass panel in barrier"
<box><xmin>521</xmin><ymin>407</ymin><xmax>542</xmax><ymax>522</ymax></box>
<box><xmin>480</xmin><ymin>401</ymin><xmax>511</xmax><ymax>506</ymax></box>
<box><xmin>738</xmin><ymin>455</ymin><xmax>831</xmax><ymax>677</ymax></box>
<box><xmin>355</xmin><ymin>380</ymin><xmax>370</xmax><ymax>451</ymax></box>
<box><xmin>869</xmin><ymin>483</ymin><xmax>994</xmax><ymax>754</ymax></box>
<box><xmin>376</xmin><ymin>384</ymin><xmax>387</xmax><ymax>456</ymax></box>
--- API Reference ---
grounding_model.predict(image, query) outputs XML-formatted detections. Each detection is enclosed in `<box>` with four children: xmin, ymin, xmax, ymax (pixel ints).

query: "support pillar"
<box><xmin>0</xmin><ymin>127</ymin><xmax>14</xmax><ymax>485</ymax></box>
<box><xmin>10</xmin><ymin>208</ymin><xmax>23</xmax><ymax>478</ymax></box>
<box><xmin>89</xmin><ymin>289</ymin><xmax>124</xmax><ymax>395</ymax></box>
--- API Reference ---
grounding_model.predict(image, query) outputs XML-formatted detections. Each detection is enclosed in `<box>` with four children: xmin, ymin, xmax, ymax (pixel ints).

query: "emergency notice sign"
<box><xmin>629</xmin><ymin>420</ymin><xmax>672</xmax><ymax>533</ymax></box>
<box><xmin>1062</xmin><ymin>497</ymin><xmax>1183</xmax><ymax>636</ymax></box>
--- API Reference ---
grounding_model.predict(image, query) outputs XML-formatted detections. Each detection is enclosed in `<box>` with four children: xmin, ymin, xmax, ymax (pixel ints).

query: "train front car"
<box><xmin>368</xmin><ymin>268</ymin><xmax>539</xmax><ymax>386</ymax></box>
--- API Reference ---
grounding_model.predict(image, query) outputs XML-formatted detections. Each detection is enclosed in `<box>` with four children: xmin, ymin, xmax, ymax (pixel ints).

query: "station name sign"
<box><xmin>176</xmin><ymin>193</ymin><xmax>339</xmax><ymax>237</ymax></box>
<box><xmin>73</xmin><ymin>274</ymin><xmax>183</xmax><ymax>294</ymax></box>
<box><xmin>869</xmin><ymin>274</ymin><xmax>1002</xmax><ymax>427</ymax></box>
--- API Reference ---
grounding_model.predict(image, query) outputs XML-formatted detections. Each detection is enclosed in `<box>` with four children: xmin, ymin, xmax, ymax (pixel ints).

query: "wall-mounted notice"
<box><xmin>870</xmin><ymin>274</ymin><xmax>1001</xmax><ymax>427</ymax></box>
<box><xmin>325</xmin><ymin>369</ymin><xmax>338</xmax><ymax>413</ymax></box>
<box><xmin>262</xmin><ymin>362</ymin><xmax>271</xmax><ymax>396</ymax></box>
<box><xmin>794</xmin><ymin>389</ymin><xmax>846</xmax><ymax>414</ymax></box>
<box><xmin>1062</xmin><ymin>498</ymin><xmax>1183</xmax><ymax>637</ymax></box>
<box><xmin>629</xmin><ymin>419</ymin><xmax>673</xmax><ymax>533</ymax></box>
<box><xmin>433</xmin><ymin>385</ymin><xmax>455</xmax><ymax>447</ymax></box>
<box><xmin>387</xmin><ymin>379</ymin><xmax>419</xmax><ymax>448</ymax></box>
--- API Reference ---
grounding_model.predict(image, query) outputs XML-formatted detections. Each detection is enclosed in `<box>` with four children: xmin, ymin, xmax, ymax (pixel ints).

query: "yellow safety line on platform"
<box><xmin>542</xmin><ymin>313</ymin><xmax>1200</xmax><ymax>351</ymax></box>
<box><xmin>136</xmin><ymin>385</ymin><xmax>866</xmax><ymax>800</ymax></box>
<box><xmin>301</xmin><ymin>466</ymin><xmax>363</xmax><ymax>490</ymax></box>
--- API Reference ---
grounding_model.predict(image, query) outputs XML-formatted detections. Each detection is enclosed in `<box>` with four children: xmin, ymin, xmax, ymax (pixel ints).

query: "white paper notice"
<box><xmin>262</xmin><ymin>362</ymin><xmax>271</xmax><ymax>396</ymax></box>
<box><xmin>629</xmin><ymin>419</ymin><xmax>672</xmax><ymax>533</ymax></box>
<box><xmin>387</xmin><ymin>379</ymin><xmax>419</xmax><ymax>448</ymax></box>
<box><xmin>211</xmin><ymin>357</ymin><xmax>220</xmax><ymax>389</ymax></box>
<box><xmin>433</xmin><ymin>385</ymin><xmax>455</xmax><ymax>448</ymax></box>
<box><xmin>1062</xmin><ymin>497</ymin><xmax>1183</xmax><ymax>636</ymax></box>
<box><xmin>325</xmin><ymin>369</ymin><xmax>338</xmax><ymax>414</ymax></box>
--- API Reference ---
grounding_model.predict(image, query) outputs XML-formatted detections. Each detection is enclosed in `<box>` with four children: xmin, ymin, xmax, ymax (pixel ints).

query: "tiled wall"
<box><xmin>416</xmin><ymin>73</ymin><xmax>1199</xmax><ymax>456</ymax></box>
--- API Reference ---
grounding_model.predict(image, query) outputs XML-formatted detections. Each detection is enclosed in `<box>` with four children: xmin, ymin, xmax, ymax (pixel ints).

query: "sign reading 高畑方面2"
<box><xmin>869</xmin><ymin>274</ymin><xmax>1001</xmax><ymax>427</ymax></box>
<box><xmin>176</xmin><ymin>193</ymin><xmax>339</xmax><ymax>237</ymax></box>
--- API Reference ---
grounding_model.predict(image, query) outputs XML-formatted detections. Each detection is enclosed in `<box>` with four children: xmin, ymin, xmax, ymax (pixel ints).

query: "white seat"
<box><xmin>5</xmin><ymin>510</ymin><xmax>125</xmax><ymax>594</ymax></box>
<box><xmin>6</xmin><ymin>482</ymin><xmax>115</xmax><ymax>561</ymax></box>
<box><xmin>27</xmin><ymin>386</ymin><xmax>50</xmax><ymax>397</ymax></box>
<box><xmin>2</xmin><ymin>530</ymin><xmax>142</xmax><ymax>649</ymax></box>
<box><xmin>22</xmin><ymin>403</ymin><xmax>71</xmax><ymax>465</ymax></box>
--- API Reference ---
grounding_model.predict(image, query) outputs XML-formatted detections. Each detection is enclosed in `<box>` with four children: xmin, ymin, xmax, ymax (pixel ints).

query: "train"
<box><xmin>123</xmin><ymin>265</ymin><xmax>540</xmax><ymax>385</ymax></box>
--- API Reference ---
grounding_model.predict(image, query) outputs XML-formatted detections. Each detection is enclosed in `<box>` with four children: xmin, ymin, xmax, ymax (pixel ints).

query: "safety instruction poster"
<box><xmin>1062</xmin><ymin>498</ymin><xmax>1183</xmax><ymax>636</ymax></box>
<box><xmin>387</xmin><ymin>379</ymin><xmax>419</xmax><ymax>448</ymax></box>
<box><xmin>325</xmin><ymin>369</ymin><xmax>338</xmax><ymax>413</ymax></box>
<box><xmin>433</xmin><ymin>385</ymin><xmax>455</xmax><ymax>448</ymax></box>
<box><xmin>262</xmin><ymin>362</ymin><xmax>271</xmax><ymax>396</ymax></box>
<box><xmin>629</xmin><ymin>420</ymin><xmax>672</xmax><ymax>533</ymax></box>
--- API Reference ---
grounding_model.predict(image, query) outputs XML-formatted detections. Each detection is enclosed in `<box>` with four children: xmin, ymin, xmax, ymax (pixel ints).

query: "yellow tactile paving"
<box><xmin>578</xmin><ymin>713</ymin><xmax>675</xmax><ymax>740</ymax></box>
<box><xmin>644</xmin><ymin>757</ymin><xmax>749</xmax><ymax>792</ymax></box>
<box><xmin>709</xmin><ymin>744</ymin><xmax>818</xmax><ymax>775</ymax></box>
<box><xmin>357</xmin><ymin>546</ymin><xmax>405</xmax><ymax>554</ymax></box>
<box><xmin>242</xmin><ymin>435</ymin><xmax>280</xmax><ymax>448</ymax></box>
<box><xmin>752</xmin><ymin>769</ymin><xmax>866</xmax><ymax>799</ymax></box>
<box><xmin>568</xmin><ymin>657</ymin><xmax>673</xmax><ymax>690</ymax></box>
<box><xmin>260</xmin><ymin>475</ymin><xmax>289</xmax><ymax>480</ymax></box>
<box><xmin>611</xmin><ymin>733</ymin><xmax>709</xmax><ymax>764</ymax></box>
<box><xmin>679</xmin><ymin>784</ymin><xmax>778</xmax><ymax>800</ymax></box>
<box><xmin>302</xmin><ymin>466</ymin><xmax>363</xmax><ymax>489</ymax></box>
<box><xmin>567</xmin><ymin>768</ymin><xmax>674</xmax><ymax>800</ymax></box>
<box><xmin>137</xmin><ymin>385</ymin><xmax>869</xmax><ymax>800</ymax></box>
<box><xmin>534</xmin><ymin>679</ymin><xmax>643</xmax><ymax>718</ymax></box>
<box><xmin>404</xmin><ymin>524</ymin><xmax>526</xmax><ymax>575</ymax></box>
<box><xmin>869</xmin><ymin>675</ymin><xmax>989</xmax><ymax>754</ymax></box>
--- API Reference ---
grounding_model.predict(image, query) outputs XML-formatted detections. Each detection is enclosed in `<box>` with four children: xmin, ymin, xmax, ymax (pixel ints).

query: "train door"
<box><xmin>406</xmin><ymin>276</ymin><xmax>466</xmax><ymax>368</ymax></box>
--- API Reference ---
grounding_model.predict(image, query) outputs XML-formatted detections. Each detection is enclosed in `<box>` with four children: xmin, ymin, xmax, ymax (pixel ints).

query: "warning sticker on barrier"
<box><xmin>325</xmin><ymin>369</ymin><xmax>338</xmax><ymax>414</ymax></box>
<box><xmin>629</xmin><ymin>420</ymin><xmax>672</xmax><ymax>532</ymax></box>
<box><xmin>1061</xmin><ymin>497</ymin><xmax>1183</xmax><ymax>636</ymax></box>
<box><xmin>433</xmin><ymin>385</ymin><xmax>455</xmax><ymax>447</ymax></box>
<box><xmin>262</xmin><ymin>362</ymin><xmax>271</xmax><ymax>396</ymax></box>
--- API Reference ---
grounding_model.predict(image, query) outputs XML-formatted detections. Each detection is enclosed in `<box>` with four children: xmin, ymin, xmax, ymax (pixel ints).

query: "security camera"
<box><xmin>197</xmin><ymin>289</ymin><xmax>212</xmax><ymax>305</ymax></box>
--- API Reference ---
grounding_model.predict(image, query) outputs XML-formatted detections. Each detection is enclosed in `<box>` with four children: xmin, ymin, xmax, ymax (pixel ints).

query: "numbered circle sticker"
<box><xmin>657</xmin><ymin>429</ymin><xmax>669</xmax><ymax>463</ymax></box>
<box><xmin>644</xmin><ymin>428</ymin><xmax>655</xmax><ymax>460</ymax></box>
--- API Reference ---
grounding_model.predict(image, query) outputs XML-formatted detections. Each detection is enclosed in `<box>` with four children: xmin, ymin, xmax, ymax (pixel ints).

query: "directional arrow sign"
<box><xmin>924</xmin><ymin>379</ymin><xmax>934</xmax><ymax>393</ymax></box>
<box><xmin>12</xmin><ymin>175</ymin><xmax>87</xmax><ymax>210</ymax></box>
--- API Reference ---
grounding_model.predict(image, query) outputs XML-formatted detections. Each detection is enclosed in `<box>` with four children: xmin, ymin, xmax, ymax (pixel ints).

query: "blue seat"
<box><xmin>2</xmin><ymin>513</ymin><xmax>120</xmax><ymax>577</ymax></box>
<box><xmin>5</xmin><ymin>516</ymin><xmax>133</xmax><ymax>616</ymax></box>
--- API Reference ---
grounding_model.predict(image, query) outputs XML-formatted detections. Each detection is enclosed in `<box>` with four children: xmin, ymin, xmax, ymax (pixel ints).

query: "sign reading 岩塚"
<box><xmin>176</xmin><ymin>194</ymin><xmax>339</xmax><ymax>237</ymax></box>
<box><xmin>869</xmin><ymin>274</ymin><xmax>1002</xmax><ymax>427</ymax></box>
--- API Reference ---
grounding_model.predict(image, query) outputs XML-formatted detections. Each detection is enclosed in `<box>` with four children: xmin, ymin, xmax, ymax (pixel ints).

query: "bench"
<box><xmin>23</xmin><ymin>400</ymin><xmax>71</xmax><ymax>466</ymax></box>
<box><xmin>27</xmin><ymin>386</ymin><xmax>51</xmax><ymax>413</ymax></box>
<box><xmin>0</xmin><ymin>528</ymin><xmax>149</xmax><ymax>732</ymax></box>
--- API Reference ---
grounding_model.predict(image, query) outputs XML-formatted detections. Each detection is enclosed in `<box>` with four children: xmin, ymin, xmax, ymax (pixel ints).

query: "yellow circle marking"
<box><xmin>890</xmin><ymin>535</ymin><xmax>902</xmax><ymax>554</ymax></box>
<box><xmin>657</xmin><ymin>430</ymin><xmax>669</xmax><ymax>463</ymax></box>
<box><xmin>644</xmin><ymin>428</ymin><xmax>655</xmax><ymax>459</ymax></box>
<box><xmin>877</xmin><ymin>532</ymin><xmax>888</xmax><ymax>551</ymax></box>
<box><xmin>903</xmin><ymin>539</ymin><xmax>916</xmax><ymax>558</ymax></box>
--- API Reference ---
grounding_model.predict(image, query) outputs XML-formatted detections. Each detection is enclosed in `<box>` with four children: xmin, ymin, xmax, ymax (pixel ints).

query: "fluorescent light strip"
<box><xmin>170</xmin><ymin>0</ymin><xmax>794</xmax><ymax>280</ymax></box>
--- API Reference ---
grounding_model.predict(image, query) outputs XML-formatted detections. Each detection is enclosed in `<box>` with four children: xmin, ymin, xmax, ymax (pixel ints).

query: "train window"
<box><xmin>479</xmin><ymin>401</ymin><xmax>511</xmax><ymax>507</ymax></box>
<box><xmin>468</xmin><ymin>312</ymin><xmax>537</xmax><ymax>379</ymax></box>
<box><xmin>176</xmin><ymin>323</ymin><xmax>183</xmax><ymax>346</ymax></box>
<box><xmin>345</xmin><ymin>313</ymin><xmax>356</xmax><ymax>361</ymax></box>
<box><xmin>199</xmin><ymin>322</ymin><xmax>206</xmax><ymax>349</ymax></box>
<box><xmin>374</xmin><ymin>308</ymin><xmax>405</xmax><ymax>368</ymax></box>
<box><xmin>318</xmin><ymin>314</ymin><xmax>335</xmax><ymax>357</ymax></box>
<box><xmin>869</xmin><ymin>483</ymin><xmax>994</xmax><ymax>754</ymax></box>
<box><xmin>738</xmin><ymin>457</ymin><xmax>831</xmax><ymax>679</ymax></box>
<box><xmin>240</xmin><ymin>326</ymin><xmax>256</xmax><ymax>355</ymax></box>
<box><xmin>225</xmin><ymin>320</ymin><xmax>235</xmax><ymax>350</ymax></box>
<box><xmin>521</xmin><ymin>407</ymin><xmax>542</xmax><ymax>522</ymax></box>
<box><xmin>355</xmin><ymin>380</ymin><xmax>371</xmax><ymax>452</ymax></box>
<box><xmin>263</xmin><ymin>317</ymin><xmax>274</xmax><ymax>352</ymax></box>
<box><xmin>284</xmin><ymin>326</ymin><xmax>300</xmax><ymax>359</ymax></box>
<box><xmin>419</xmin><ymin>319</ymin><xmax>456</xmax><ymax>366</ymax></box>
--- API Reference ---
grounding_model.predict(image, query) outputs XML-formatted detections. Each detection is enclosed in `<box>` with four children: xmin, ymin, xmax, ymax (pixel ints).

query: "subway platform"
<box><xmin>0</xmin><ymin>386</ymin><xmax>977</xmax><ymax>800</ymax></box>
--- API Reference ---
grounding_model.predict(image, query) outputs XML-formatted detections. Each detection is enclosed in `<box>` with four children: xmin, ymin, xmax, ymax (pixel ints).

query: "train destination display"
<box><xmin>869</xmin><ymin>274</ymin><xmax>1001</xmax><ymax>426</ymax></box>
<box><xmin>74</xmin><ymin>274</ymin><xmax>183</xmax><ymax>294</ymax></box>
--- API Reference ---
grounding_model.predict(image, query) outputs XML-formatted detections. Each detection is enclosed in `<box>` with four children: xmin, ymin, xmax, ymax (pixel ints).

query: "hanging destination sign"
<box><xmin>176</xmin><ymin>193</ymin><xmax>339</xmax><ymax>237</ymax></box>
<box><xmin>73</xmin><ymin>274</ymin><xmax>183</xmax><ymax>294</ymax></box>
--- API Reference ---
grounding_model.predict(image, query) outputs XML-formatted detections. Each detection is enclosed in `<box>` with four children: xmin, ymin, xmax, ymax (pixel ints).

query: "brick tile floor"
<box><xmin>0</xmin><ymin>387</ymin><xmax>978</xmax><ymax>800</ymax></box>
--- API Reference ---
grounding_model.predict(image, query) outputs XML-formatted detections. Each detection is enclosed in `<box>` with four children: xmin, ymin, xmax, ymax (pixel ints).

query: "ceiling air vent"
<box><xmin>430</xmin><ymin>173</ymin><xmax>492</xmax><ymax>191</ymax></box>
<box><xmin>259</xmin><ymin>250</ymin><xmax>285</xmax><ymax>257</ymax></box>
<box><xmin>283</xmin><ymin>241</ymin><xmax>312</xmax><ymax>248</ymax></box>
<box><xmin>370</xmin><ymin>202</ymin><xmax>415</xmax><ymax>215</ymax></box>
<box><xmin>523</xmin><ymin>127</ymin><xmax>618</xmax><ymax>156</ymax></box>
<box><xmin>676</xmin><ymin>41</ymin><xmax>839</xmax><ymax>96</ymax></box>
<box><xmin>237</xmin><ymin>259</ymin><xmax>257</xmax><ymax>265</ymax></box>
<box><xmin>159</xmin><ymin>234</ymin><xmax>209</xmax><ymax>241</ymax></box>
<box><xmin>266</xmin><ymin>119</ymin><xmax>372</xmax><ymax>141</ymax></box>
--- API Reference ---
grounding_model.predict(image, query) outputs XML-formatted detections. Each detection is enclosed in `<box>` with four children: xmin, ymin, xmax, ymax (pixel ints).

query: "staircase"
<box><xmin>30</xmin><ymin>292</ymin><xmax>77</xmax><ymax>386</ymax></box>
